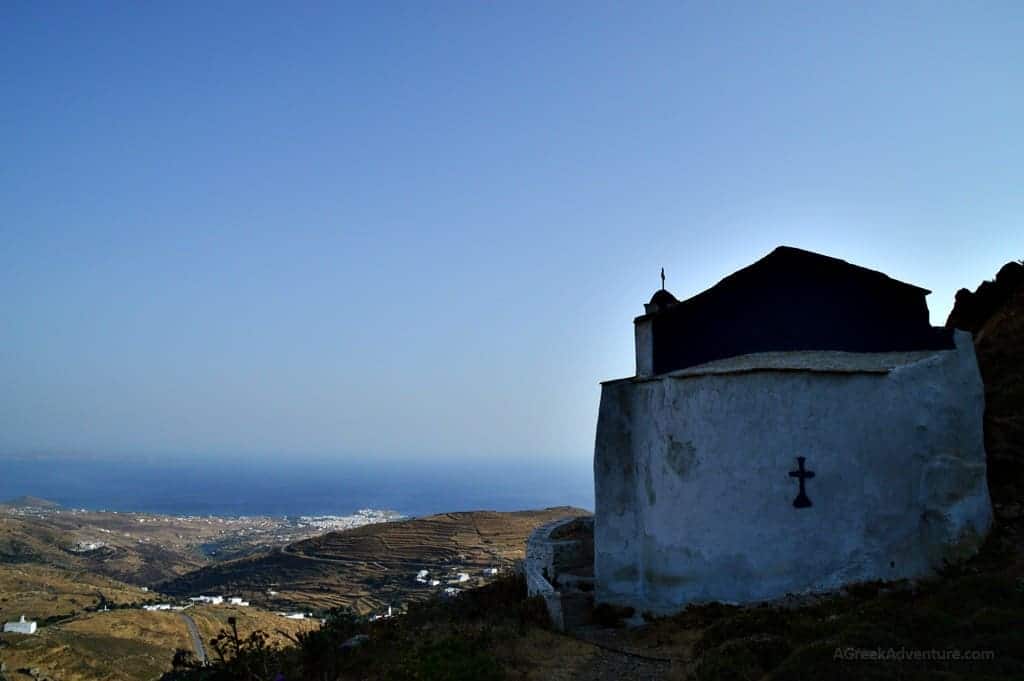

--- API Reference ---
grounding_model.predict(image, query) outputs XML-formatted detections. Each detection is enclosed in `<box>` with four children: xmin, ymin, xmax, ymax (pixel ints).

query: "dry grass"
<box><xmin>0</xmin><ymin>559</ymin><xmax>321</xmax><ymax>681</ymax></box>
<box><xmin>188</xmin><ymin>604</ymin><xmax>320</xmax><ymax>651</ymax></box>
<box><xmin>0</xmin><ymin>594</ymin><xmax>322</xmax><ymax>681</ymax></box>
<box><xmin>489</xmin><ymin>628</ymin><xmax>603</xmax><ymax>681</ymax></box>
<box><xmin>1</xmin><ymin>610</ymin><xmax>191</xmax><ymax>681</ymax></box>
<box><xmin>0</xmin><ymin>564</ymin><xmax>150</xmax><ymax>622</ymax></box>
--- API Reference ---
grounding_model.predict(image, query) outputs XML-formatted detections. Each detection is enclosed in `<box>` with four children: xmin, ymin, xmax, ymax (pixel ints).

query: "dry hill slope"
<box><xmin>159</xmin><ymin>507</ymin><xmax>587</xmax><ymax>615</ymax></box>
<box><xmin>0</xmin><ymin>605</ymin><xmax>317</xmax><ymax>681</ymax></box>
<box><xmin>0</xmin><ymin>513</ymin><xmax>206</xmax><ymax>585</ymax></box>
<box><xmin>0</xmin><ymin>564</ymin><xmax>151</xmax><ymax>623</ymax></box>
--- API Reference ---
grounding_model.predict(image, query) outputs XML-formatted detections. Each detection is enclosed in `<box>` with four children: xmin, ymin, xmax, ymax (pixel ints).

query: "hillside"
<box><xmin>0</xmin><ymin>604</ymin><xmax>317</xmax><ymax>681</ymax></box>
<box><xmin>0</xmin><ymin>506</ymin><xmax>344</xmax><ymax>586</ymax></box>
<box><xmin>0</xmin><ymin>563</ymin><xmax>151</xmax><ymax>623</ymax></box>
<box><xmin>0</xmin><ymin>557</ymin><xmax>318</xmax><ymax>681</ymax></box>
<box><xmin>159</xmin><ymin>508</ymin><xmax>587</xmax><ymax>615</ymax></box>
<box><xmin>0</xmin><ymin>514</ymin><xmax>206</xmax><ymax>586</ymax></box>
<box><xmin>0</xmin><ymin>497</ymin><xmax>61</xmax><ymax>510</ymax></box>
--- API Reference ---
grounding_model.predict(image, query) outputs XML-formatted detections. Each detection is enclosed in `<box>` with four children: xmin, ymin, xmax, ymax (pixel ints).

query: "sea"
<box><xmin>0</xmin><ymin>456</ymin><xmax>594</xmax><ymax>518</ymax></box>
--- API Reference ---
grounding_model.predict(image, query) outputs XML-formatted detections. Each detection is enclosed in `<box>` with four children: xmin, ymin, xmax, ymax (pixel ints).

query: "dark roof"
<box><xmin>636</xmin><ymin>246</ymin><xmax>929</xmax><ymax>322</ymax></box>
<box><xmin>633</xmin><ymin>246</ymin><xmax>950</xmax><ymax>375</ymax></box>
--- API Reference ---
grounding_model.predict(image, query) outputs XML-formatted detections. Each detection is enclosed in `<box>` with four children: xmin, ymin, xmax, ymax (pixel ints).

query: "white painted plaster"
<box><xmin>594</xmin><ymin>331</ymin><xmax>992</xmax><ymax>615</ymax></box>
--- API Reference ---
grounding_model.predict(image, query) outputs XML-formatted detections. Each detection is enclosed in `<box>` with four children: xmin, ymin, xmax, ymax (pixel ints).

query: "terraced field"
<box><xmin>293</xmin><ymin>508</ymin><xmax>567</xmax><ymax>564</ymax></box>
<box><xmin>160</xmin><ymin>507</ymin><xmax>587</xmax><ymax>615</ymax></box>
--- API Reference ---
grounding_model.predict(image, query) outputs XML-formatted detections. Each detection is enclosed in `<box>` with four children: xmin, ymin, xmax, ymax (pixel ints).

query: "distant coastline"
<box><xmin>0</xmin><ymin>456</ymin><xmax>594</xmax><ymax>519</ymax></box>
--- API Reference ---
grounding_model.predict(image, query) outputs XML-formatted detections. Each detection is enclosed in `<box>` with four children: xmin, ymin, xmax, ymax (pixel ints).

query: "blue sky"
<box><xmin>2</xmin><ymin>2</ymin><xmax>1022</xmax><ymax>465</ymax></box>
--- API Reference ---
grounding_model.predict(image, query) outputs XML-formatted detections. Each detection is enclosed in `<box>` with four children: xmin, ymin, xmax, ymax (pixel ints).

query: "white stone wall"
<box><xmin>594</xmin><ymin>331</ymin><xmax>992</xmax><ymax>615</ymax></box>
<box><xmin>525</xmin><ymin>516</ymin><xmax>594</xmax><ymax>631</ymax></box>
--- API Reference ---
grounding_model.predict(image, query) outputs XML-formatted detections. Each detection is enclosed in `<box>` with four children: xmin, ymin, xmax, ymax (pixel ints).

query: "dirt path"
<box><xmin>179</xmin><ymin>612</ymin><xmax>206</xmax><ymax>664</ymax></box>
<box><xmin>572</xmin><ymin>647</ymin><xmax>673</xmax><ymax>681</ymax></box>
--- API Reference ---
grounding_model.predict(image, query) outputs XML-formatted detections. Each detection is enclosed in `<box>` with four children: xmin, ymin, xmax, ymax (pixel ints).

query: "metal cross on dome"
<box><xmin>660</xmin><ymin>267</ymin><xmax>666</xmax><ymax>290</ymax></box>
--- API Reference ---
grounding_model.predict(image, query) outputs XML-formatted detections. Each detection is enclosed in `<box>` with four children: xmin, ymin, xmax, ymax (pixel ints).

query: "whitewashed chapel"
<box><xmin>596</xmin><ymin>246</ymin><xmax>992</xmax><ymax>614</ymax></box>
<box><xmin>527</xmin><ymin>246</ymin><xmax>992</xmax><ymax>623</ymax></box>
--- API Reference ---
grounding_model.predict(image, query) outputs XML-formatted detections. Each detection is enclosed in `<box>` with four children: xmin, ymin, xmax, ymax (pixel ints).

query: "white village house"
<box><xmin>448</xmin><ymin>572</ymin><xmax>470</xmax><ymax>584</ymax></box>
<box><xmin>527</xmin><ymin>247</ymin><xmax>993</xmax><ymax>624</ymax></box>
<box><xmin>3</xmin><ymin>615</ymin><xmax>37</xmax><ymax>635</ymax></box>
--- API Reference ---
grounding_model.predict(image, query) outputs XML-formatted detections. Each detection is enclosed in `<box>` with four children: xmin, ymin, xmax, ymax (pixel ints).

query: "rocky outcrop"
<box><xmin>947</xmin><ymin>261</ymin><xmax>1024</xmax><ymax>334</ymax></box>
<box><xmin>947</xmin><ymin>260</ymin><xmax>1024</xmax><ymax>513</ymax></box>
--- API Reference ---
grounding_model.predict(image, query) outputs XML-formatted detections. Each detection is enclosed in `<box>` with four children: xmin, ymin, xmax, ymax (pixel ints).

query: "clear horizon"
<box><xmin>3</xmin><ymin>3</ymin><xmax>1022</xmax><ymax>464</ymax></box>
<box><xmin>0</xmin><ymin>456</ymin><xmax>596</xmax><ymax>517</ymax></box>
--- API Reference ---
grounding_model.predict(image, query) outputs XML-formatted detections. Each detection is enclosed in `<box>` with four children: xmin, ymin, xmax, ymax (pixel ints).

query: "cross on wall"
<box><xmin>789</xmin><ymin>456</ymin><xmax>815</xmax><ymax>508</ymax></box>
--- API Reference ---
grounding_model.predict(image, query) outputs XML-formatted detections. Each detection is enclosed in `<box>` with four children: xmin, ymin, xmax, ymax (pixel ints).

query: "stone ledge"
<box><xmin>525</xmin><ymin>516</ymin><xmax>594</xmax><ymax>631</ymax></box>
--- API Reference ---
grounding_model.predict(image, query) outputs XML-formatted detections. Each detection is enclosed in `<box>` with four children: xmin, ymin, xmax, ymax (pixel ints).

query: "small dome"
<box><xmin>644</xmin><ymin>289</ymin><xmax>678</xmax><ymax>315</ymax></box>
<box><xmin>649</xmin><ymin>289</ymin><xmax>678</xmax><ymax>307</ymax></box>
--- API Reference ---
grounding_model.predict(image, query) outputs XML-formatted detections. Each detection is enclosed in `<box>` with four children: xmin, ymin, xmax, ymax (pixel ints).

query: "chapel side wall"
<box><xmin>909</xmin><ymin>330</ymin><xmax>992</xmax><ymax>561</ymax></box>
<box><xmin>610</xmin><ymin>340</ymin><xmax>991</xmax><ymax>615</ymax></box>
<box><xmin>593</xmin><ymin>381</ymin><xmax>640</xmax><ymax>607</ymax></box>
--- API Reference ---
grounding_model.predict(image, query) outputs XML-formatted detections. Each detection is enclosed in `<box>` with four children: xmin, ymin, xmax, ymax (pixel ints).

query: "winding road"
<box><xmin>179</xmin><ymin>612</ymin><xmax>206</xmax><ymax>664</ymax></box>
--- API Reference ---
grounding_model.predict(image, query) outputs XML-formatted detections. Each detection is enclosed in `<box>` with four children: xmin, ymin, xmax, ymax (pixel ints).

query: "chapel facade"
<box><xmin>592</xmin><ymin>246</ymin><xmax>992</xmax><ymax>614</ymax></box>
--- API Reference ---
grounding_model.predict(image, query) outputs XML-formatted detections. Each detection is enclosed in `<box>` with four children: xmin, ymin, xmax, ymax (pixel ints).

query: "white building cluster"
<box><xmin>413</xmin><ymin>566</ymin><xmax>500</xmax><ymax>587</ymax></box>
<box><xmin>186</xmin><ymin>595</ymin><xmax>249</xmax><ymax>607</ymax></box>
<box><xmin>297</xmin><ymin>508</ymin><xmax>404</xmax><ymax>531</ymax></box>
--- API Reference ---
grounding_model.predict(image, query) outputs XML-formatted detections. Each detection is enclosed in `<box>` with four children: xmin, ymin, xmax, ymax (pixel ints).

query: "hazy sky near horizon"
<box><xmin>3</xmin><ymin>2</ymin><xmax>1022</xmax><ymax>464</ymax></box>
